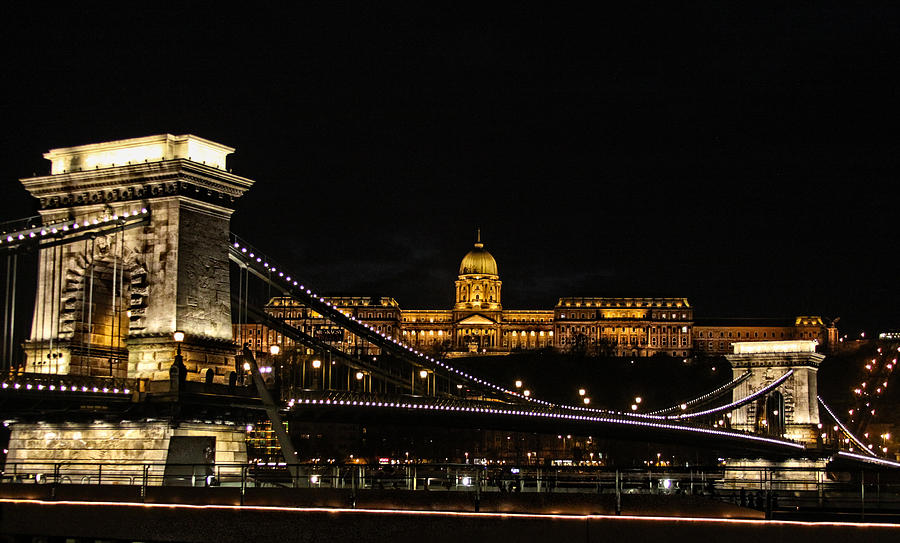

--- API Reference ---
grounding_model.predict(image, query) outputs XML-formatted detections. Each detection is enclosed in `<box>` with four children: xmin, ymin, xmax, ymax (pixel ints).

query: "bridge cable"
<box><xmin>817</xmin><ymin>395</ymin><xmax>878</xmax><ymax>457</ymax></box>
<box><xmin>2</xmin><ymin>254</ymin><xmax>10</xmax><ymax>372</ymax></box>
<box><xmin>229</xmin><ymin>245</ymin><xmax>511</xmax><ymax>400</ymax></box>
<box><xmin>646</xmin><ymin>371</ymin><xmax>752</xmax><ymax>415</ymax></box>
<box><xmin>648</xmin><ymin>370</ymin><xmax>794</xmax><ymax>421</ymax></box>
<box><xmin>8</xmin><ymin>254</ymin><xmax>16</xmax><ymax>369</ymax></box>
<box><xmin>38</xmin><ymin>239</ymin><xmax>48</xmax><ymax>371</ymax></box>
<box><xmin>236</xmin><ymin>258</ymin><xmax>244</xmax><ymax>349</ymax></box>
<box><xmin>78</xmin><ymin>238</ymin><xmax>88</xmax><ymax>369</ymax></box>
<box><xmin>235</xmin><ymin>297</ymin><xmax>408</xmax><ymax>388</ymax></box>
<box><xmin>240</xmin><ymin>344</ymin><xmax>301</xmax><ymax>475</ymax></box>
<box><xmin>48</xmin><ymin>242</ymin><xmax>58</xmax><ymax>372</ymax></box>
<box><xmin>86</xmin><ymin>237</ymin><xmax>95</xmax><ymax>369</ymax></box>
<box><xmin>55</xmin><ymin>243</ymin><xmax>63</xmax><ymax>373</ymax></box>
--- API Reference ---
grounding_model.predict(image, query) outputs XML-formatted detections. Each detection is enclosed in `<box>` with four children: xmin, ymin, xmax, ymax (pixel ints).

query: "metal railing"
<box><xmin>3</xmin><ymin>461</ymin><xmax>899</xmax><ymax>517</ymax></box>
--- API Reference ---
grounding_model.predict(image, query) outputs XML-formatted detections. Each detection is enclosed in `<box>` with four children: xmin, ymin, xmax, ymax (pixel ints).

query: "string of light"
<box><xmin>1</xmin><ymin>381</ymin><xmax>130</xmax><ymax>395</ymax></box>
<box><xmin>0</xmin><ymin>208</ymin><xmax>149</xmax><ymax>247</ymax></box>
<box><xmin>230</xmin><ymin>235</ymin><xmax>553</xmax><ymax>407</ymax></box>
<box><xmin>286</xmin><ymin>394</ymin><xmax>806</xmax><ymax>450</ymax></box>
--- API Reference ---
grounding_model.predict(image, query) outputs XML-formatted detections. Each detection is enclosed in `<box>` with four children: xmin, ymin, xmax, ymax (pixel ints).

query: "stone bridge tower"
<box><xmin>19</xmin><ymin>134</ymin><xmax>254</xmax><ymax>381</ymax></box>
<box><xmin>726</xmin><ymin>340</ymin><xmax>823</xmax><ymax>445</ymax></box>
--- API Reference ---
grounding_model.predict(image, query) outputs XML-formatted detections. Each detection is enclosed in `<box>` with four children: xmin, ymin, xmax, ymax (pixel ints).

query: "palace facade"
<box><xmin>234</xmin><ymin>233</ymin><xmax>835</xmax><ymax>359</ymax></box>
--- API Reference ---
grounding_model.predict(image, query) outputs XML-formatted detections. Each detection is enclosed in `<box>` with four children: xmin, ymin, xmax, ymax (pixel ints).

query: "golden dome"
<box><xmin>459</xmin><ymin>230</ymin><xmax>498</xmax><ymax>276</ymax></box>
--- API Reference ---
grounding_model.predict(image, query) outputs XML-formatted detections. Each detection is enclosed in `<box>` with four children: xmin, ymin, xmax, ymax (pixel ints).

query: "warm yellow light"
<box><xmin>515</xmin><ymin>380</ymin><xmax>523</xmax><ymax>388</ymax></box>
<box><xmin>356</xmin><ymin>371</ymin><xmax>364</xmax><ymax>380</ymax></box>
<box><xmin>583</xmin><ymin>397</ymin><xmax>590</xmax><ymax>405</ymax></box>
<box><xmin>44</xmin><ymin>134</ymin><xmax>233</xmax><ymax>174</ymax></box>
<box><xmin>173</xmin><ymin>331</ymin><xmax>185</xmax><ymax>342</ymax></box>
<box><xmin>578</xmin><ymin>388</ymin><xmax>586</xmax><ymax>396</ymax></box>
<box><xmin>312</xmin><ymin>359</ymin><xmax>322</xmax><ymax>369</ymax></box>
<box><xmin>269</xmin><ymin>345</ymin><xmax>281</xmax><ymax>355</ymax></box>
<box><xmin>634</xmin><ymin>396</ymin><xmax>642</xmax><ymax>404</ymax></box>
<box><xmin>242</xmin><ymin>362</ymin><xmax>251</xmax><ymax>371</ymax></box>
<box><xmin>732</xmin><ymin>340</ymin><xmax>817</xmax><ymax>354</ymax></box>
<box><xmin>419</xmin><ymin>369</ymin><xmax>428</xmax><ymax>379</ymax></box>
<box><xmin>523</xmin><ymin>390</ymin><xmax>531</xmax><ymax>397</ymax></box>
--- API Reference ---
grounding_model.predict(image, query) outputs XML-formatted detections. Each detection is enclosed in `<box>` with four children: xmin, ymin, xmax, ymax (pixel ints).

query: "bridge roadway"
<box><xmin>287</xmin><ymin>390</ymin><xmax>808</xmax><ymax>457</ymax></box>
<box><xmin>1</xmin><ymin>369</ymin><xmax>810</xmax><ymax>458</ymax></box>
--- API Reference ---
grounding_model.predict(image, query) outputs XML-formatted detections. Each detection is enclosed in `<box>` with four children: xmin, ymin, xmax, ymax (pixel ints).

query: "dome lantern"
<box><xmin>458</xmin><ymin>228</ymin><xmax>498</xmax><ymax>276</ymax></box>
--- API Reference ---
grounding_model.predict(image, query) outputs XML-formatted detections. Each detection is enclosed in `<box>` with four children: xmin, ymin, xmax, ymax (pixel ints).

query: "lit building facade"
<box><xmin>234</xmin><ymin>233</ymin><xmax>835</xmax><ymax>358</ymax></box>
<box><xmin>692</xmin><ymin>317</ymin><xmax>837</xmax><ymax>356</ymax></box>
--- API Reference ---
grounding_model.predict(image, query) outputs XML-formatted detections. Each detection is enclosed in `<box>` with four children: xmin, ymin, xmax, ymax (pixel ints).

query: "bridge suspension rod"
<box><xmin>228</xmin><ymin>234</ymin><xmax>537</xmax><ymax>405</ymax></box>
<box><xmin>643</xmin><ymin>369</ymin><xmax>794</xmax><ymax>421</ymax></box>
<box><xmin>646</xmin><ymin>371</ymin><xmax>753</xmax><ymax>415</ymax></box>
<box><xmin>231</xmin><ymin>293</ymin><xmax>410</xmax><ymax>389</ymax></box>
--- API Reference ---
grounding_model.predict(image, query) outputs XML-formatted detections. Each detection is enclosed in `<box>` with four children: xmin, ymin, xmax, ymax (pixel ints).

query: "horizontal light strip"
<box><xmin>0</xmin><ymin>381</ymin><xmax>130</xmax><ymax>395</ymax></box>
<box><xmin>5</xmin><ymin>498</ymin><xmax>900</xmax><ymax>527</ymax></box>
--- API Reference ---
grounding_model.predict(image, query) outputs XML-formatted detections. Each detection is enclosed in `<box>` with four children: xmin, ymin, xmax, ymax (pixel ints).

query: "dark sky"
<box><xmin>2</xmin><ymin>5</ymin><xmax>898</xmax><ymax>334</ymax></box>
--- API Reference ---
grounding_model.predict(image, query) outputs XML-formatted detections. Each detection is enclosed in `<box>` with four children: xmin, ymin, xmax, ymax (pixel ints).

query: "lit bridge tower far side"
<box><xmin>726</xmin><ymin>340</ymin><xmax>823</xmax><ymax>445</ymax></box>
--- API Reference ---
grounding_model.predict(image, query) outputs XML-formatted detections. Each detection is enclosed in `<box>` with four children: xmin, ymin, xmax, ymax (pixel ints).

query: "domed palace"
<box><xmin>243</xmin><ymin>231</ymin><xmax>836</xmax><ymax>358</ymax></box>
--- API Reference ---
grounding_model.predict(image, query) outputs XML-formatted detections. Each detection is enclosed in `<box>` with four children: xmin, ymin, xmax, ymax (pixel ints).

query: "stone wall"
<box><xmin>4</xmin><ymin>421</ymin><xmax>247</xmax><ymax>485</ymax></box>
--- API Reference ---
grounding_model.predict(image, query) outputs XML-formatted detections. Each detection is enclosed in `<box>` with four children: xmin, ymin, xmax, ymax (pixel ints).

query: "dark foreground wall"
<box><xmin>2</xmin><ymin>500</ymin><xmax>899</xmax><ymax>543</ymax></box>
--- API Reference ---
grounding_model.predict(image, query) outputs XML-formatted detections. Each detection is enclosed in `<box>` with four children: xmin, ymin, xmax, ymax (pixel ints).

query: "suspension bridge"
<box><xmin>0</xmin><ymin>134</ymin><xmax>896</xmax><ymax>477</ymax></box>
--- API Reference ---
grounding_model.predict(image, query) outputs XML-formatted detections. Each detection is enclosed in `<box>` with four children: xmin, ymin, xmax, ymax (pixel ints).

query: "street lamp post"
<box><xmin>269</xmin><ymin>344</ymin><xmax>281</xmax><ymax>396</ymax></box>
<box><xmin>355</xmin><ymin>370</ymin><xmax>368</xmax><ymax>393</ymax></box>
<box><xmin>418</xmin><ymin>369</ymin><xmax>430</xmax><ymax>395</ymax></box>
<box><xmin>312</xmin><ymin>358</ymin><xmax>322</xmax><ymax>390</ymax></box>
<box><xmin>170</xmin><ymin>330</ymin><xmax>187</xmax><ymax>387</ymax></box>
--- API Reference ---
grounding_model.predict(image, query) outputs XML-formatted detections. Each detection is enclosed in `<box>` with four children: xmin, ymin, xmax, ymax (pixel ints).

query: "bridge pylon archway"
<box><xmin>726</xmin><ymin>340</ymin><xmax>823</xmax><ymax>445</ymax></box>
<box><xmin>18</xmin><ymin>134</ymin><xmax>254</xmax><ymax>381</ymax></box>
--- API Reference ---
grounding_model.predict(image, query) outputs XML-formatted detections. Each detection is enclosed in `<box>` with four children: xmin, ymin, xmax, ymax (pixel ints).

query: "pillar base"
<box><xmin>5</xmin><ymin>420</ymin><xmax>248</xmax><ymax>485</ymax></box>
<box><xmin>723</xmin><ymin>458</ymin><xmax>827</xmax><ymax>491</ymax></box>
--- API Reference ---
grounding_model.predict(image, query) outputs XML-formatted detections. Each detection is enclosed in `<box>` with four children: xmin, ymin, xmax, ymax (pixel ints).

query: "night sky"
<box><xmin>2</xmin><ymin>6</ymin><xmax>898</xmax><ymax>334</ymax></box>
